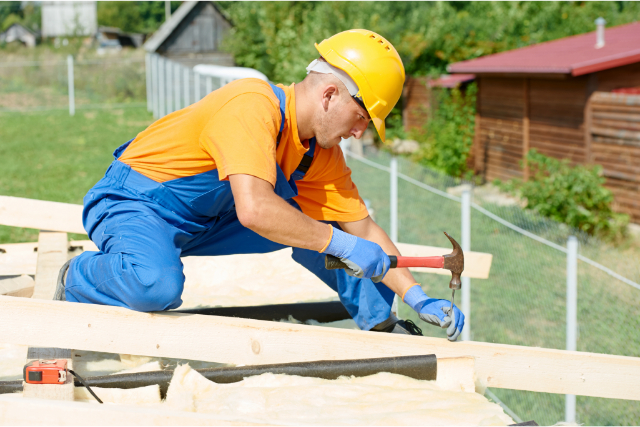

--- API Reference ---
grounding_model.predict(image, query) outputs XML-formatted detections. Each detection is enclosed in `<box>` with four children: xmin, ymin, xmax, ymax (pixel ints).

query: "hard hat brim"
<box><xmin>372</xmin><ymin>116</ymin><xmax>385</xmax><ymax>143</ymax></box>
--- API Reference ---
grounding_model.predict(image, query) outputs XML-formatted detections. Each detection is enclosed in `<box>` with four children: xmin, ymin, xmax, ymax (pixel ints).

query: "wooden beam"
<box><xmin>0</xmin><ymin>240</ymin><xmax>95</xmax><ymax>277</ymax></box>
<box><xmin>24</xmin><ymin>231</ymin><xmax>74</xmax><ymax>401</ymax></box>
<box><xmin>0</xmin><ymin>295</ymin><xmax>638</xmax><ymax>401</ymax></box>
<box><xmin>396</xmin><ymin>243</ymin><xmax>492</xmax><ymax>279</ymax></box>
<box><xmin>0</xmin><ymin>196</ymin><xmax>85</xmax><ymax>234</ymax></box>
<box><xmin>0</xmin><ymin>395</ymin><xmax>258</xmax><ymax>426</ymax></box>
<box><xmin>1</xmin><ymin>240</ymin><xmax>491</xmax><ymax>283</ymax></box>
<box><xmin>32</xmin><ymin>231</ymin><xmax>69</xmax><ymax>300</ymax></box>
<box><xmin>522</xmin><ymin>78</ymin><xmax>530</xmax><ymax>181</ymax></box>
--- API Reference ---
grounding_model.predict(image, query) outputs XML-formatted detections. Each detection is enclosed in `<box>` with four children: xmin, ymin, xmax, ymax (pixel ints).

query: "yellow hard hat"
<box><xmin>315</xmin><ymin>29</ymin><xmax>405</xmax><ymax>142</ymax></box>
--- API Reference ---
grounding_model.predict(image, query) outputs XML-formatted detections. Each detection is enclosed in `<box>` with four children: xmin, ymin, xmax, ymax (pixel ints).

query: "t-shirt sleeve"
<box><xmin>200</xmin><ymin>93</ymin><xmax>281</xmax><ymax>186</ymax></box>
<box><xmin>293</xmin><ymin>144</ymin><xmax>369</xmax><ymax>222</ymax></box>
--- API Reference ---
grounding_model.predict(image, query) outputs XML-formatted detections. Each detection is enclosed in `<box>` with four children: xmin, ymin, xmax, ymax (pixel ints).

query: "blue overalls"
<box><xmin>65</xmin><ymin>84</ymin><xmax>394</xmax><ymax>331</ymax></box>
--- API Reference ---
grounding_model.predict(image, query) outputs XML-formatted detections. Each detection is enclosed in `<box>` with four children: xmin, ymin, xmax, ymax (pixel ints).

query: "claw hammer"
<box><xmin>325</xmin><ymin>232</ymin><xmax>464</xmax><ymax>311</ymax></box>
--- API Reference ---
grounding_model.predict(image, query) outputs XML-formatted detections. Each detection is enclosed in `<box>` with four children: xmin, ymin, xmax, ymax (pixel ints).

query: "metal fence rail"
<box><xmin>146</xmin><ymin>53</ymin><xmax>223</xmax><ymax>119</ymax></box>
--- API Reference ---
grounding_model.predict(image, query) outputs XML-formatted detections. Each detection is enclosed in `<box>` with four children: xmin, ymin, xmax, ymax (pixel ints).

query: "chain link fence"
<box><xmin>0</xmin><ymin>54</ymin><xmax>147</xmax><ymax>112</ymax></box>
<box><xmin>345</xmin><ymin>147</ymin><xmax>640</xmax><ymax>426</ymax></box>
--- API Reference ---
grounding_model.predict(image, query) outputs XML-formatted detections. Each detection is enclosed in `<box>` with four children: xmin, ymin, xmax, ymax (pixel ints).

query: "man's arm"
<box><xmin>230</xmin><ymin>172</ymin><xmax>414</xmax><ymax>298</ymax></box>
<box><xmin>338</xmin><ymin>216</ymin><xmax>417</xmax><ymax>297</ymax></box>
<box><xmin>229</xmin><ymin>173</ymin><xmax>330</xmax><ymax>251</ymax></box>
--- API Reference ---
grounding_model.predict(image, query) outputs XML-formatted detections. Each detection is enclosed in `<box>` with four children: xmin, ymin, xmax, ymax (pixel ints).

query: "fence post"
<box><xmin>158</xmin><ymin>57</ymin><xmax>165</xmax><ymax>118</ymax></box>
<box><xmin>67</xmin><ymin>55</ymin><xmax>75</xmax><ymax>116</ymax></box>
<box><xmin>174</xmin><ymin>62</ymin><xmax>181</xmax><ymax>111</ymax></box>
<box><xmin>461</xmin><ymin>188</ymin><xmax>471</xmax><ymax>341</ymax></box>
<box><xmin>151</xmin><ymin>54</ymin><xmax>158</xmax><ymax>118</ymax></box>
<box><xmin>565</xmin><ymin>235</ymin><xmax>578</xmax><ymax>423</ymax></box>
<box><xmin>183</xmin><ymin>67</ymin><xmax>190</xmax><ymax>107</ymax></box>
<box><xmin>389</xmin><ymin>156</ymin><xmax>399</xmax><ymax>317</ymax></box>
<box><xmin>166</xmin><ymin>59</ymin><xmax>173</xmax><ymax>114</ymax></box>
<box><xmin>390</xmin><ymin>157</ymin><xmax>398</xmax><ymax>243</ymax></box>
<box><xmin>145</xmin><ymin>53</ymin><xmax>152</xmax><ymax>112</ymax></box>
<box><xmin>206</xmin><ymin>76</ymin><xmax>213</xmax><ymax>95</ymax></box>
<box><xmin>194</xmin><ymin>72</ymin><xmax>201</xmax><ymax>102</ymax></box>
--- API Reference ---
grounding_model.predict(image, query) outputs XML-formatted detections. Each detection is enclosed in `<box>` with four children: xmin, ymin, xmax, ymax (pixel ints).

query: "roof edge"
<box><xmin>143</xmin><ymin>1</ymin><xmax>199</xmax><ymax>53</ymax></box>
<box><xmin>572</xmin><ymin>49</ymin><xmax>640</xmax><ymax>76</ymax></box>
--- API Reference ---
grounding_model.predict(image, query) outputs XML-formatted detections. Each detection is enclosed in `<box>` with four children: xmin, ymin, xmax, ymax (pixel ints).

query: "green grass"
<box><xmin>0</xmin><ymin>106</ymin><xmax>154</xmax><ymax>243</ymax></box>
<box><xmin>348</xmin><ymin>152</ymin><xmax>640</xmax><ymax>426</ymax></box>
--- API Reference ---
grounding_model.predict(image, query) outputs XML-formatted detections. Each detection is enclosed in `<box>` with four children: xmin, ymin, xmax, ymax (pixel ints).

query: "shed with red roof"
<box><xmin>449</xmin><ymin>21</ymin><xmax>640</xmax><ymax>222</ymax></box>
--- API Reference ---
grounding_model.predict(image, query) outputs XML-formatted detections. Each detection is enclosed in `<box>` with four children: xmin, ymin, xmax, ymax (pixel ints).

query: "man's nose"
<box><xmin>351</xmin><ymin>122</ymin><xmax>368</xmax><ymax>139</ymax></box>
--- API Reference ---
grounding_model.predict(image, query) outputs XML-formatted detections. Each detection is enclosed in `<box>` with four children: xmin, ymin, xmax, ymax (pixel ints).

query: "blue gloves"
<box><xmin>403</xmin><ymin>285</ymin><xmax>465</xmax><ymax>341</ymax></box>
<box><xmin>322</xmin><ymin>226</ymin><xmax>390</xmax><ymax>283</ymax></box>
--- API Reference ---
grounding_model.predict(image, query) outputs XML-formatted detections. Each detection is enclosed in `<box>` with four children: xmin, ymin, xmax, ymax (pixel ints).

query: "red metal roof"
<box><xmin>428</xmin><ymin>74</ymin><xmax>475</xmax><ymax>88</ymax></box>
<box><xmin>448</xmin><ymin>22</ymin><xmax>640</xmax><ymax>76</ymax></box>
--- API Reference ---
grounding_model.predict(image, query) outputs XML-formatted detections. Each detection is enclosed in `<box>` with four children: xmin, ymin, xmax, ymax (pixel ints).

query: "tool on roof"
<box><xmin>325</xmin><ymin>232</ymin><xmax>464</xmax><ymax>310</ymax></box>
<box><xmin>24</xmin><ymin>359</ymin><xmax>103</xmax><ymax>403</ymax></box>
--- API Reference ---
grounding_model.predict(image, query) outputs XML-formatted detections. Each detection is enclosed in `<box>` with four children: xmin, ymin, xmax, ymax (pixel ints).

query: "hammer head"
<box><xmin>442</xmin><ymin>232</ymin><xmax>464</xmax><ymax>290</ymax></box>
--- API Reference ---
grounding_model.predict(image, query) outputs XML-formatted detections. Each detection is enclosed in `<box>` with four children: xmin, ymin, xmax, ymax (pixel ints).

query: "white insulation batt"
<box><xmin>163</xmin><ymin>364</ymin><xmax>514</xmax><ymax>426</ymax></box>
<box><xmin>69</xmin><ymin>364</ymin><xmax>513</xmax><ymax>425</ymax></box>
<box><xmin>179</xmin><ymin>249</ymin><xmax>338</xmax><ymax>307</ymax></box>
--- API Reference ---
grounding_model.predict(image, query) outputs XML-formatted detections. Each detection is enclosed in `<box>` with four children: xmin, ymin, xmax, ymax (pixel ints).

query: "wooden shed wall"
<box><xmin>473</xmin><ymin>63</ymin><xmax>640</xmax><ymax>223</ymax></box>
<box><xmin>475</xmin><ymin>77</ymin><xmax>525</xmax><ymax>182</ymax></box>
<box><xmin>402</xmin><ymin>77</ymin><xmax>431</xmax><ymax>132</ymax></box>
<box><xmin>529</xmin><ymin>77</ymin><xmax>588</xmax><ymax>165</ymax></box>
<box><xmin>161</xmin><ymin>2</ymin><xmax>231</xmax><ymax>55</ymax></box>
<box><xmin>587</xmin><ymin>92</ymin><xmax>640</xmax><ymax>222</ymax></box>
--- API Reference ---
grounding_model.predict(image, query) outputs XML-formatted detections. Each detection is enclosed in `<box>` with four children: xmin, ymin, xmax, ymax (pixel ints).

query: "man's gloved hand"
<box><xmin>403</xmin><ymin>285</ymin><xmax>465</xmax><ymax>341</ymax></box>
<box><xmin>321</xmin><ymin>226</ymin><xmax>390</xmax><ymax>283</ymax></box>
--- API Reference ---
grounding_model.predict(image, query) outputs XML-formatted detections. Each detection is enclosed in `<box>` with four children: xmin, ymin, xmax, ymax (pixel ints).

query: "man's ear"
<box><xmin>320</xmin><ymin>84</ymin><xmax>339</xmax><ymax>111</ymax></box>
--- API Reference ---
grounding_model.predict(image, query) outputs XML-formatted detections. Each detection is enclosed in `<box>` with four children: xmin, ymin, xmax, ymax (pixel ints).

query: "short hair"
<box><xmin>303</xmin><ymin>58</ymin><xmax>350</xmax><ymax>101</ymax></box>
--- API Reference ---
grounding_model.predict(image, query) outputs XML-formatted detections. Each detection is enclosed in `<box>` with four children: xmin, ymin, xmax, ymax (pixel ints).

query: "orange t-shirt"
<box><xmin>118</xmin><ymin>78</ymin><xmax>368</xmax><ymax>222</ymax></box>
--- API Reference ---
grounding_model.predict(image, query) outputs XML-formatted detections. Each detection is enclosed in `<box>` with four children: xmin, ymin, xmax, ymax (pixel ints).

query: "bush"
<box><xmin>497</xmin><ymin>150</ymin><xmax>629</xmax><ymax>241</ymax></box>
<box><xmin>412</xmin><ymin>83</ymin><xmax>476</xmax><ymax>178</ymax></box>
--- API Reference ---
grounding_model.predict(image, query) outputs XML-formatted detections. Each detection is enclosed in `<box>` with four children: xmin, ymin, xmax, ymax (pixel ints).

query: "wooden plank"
<box><xmin>32</xmin><ymin>231</ymin><xmax>68</xmax><ymax>300</ymax></box>
<box><xmin>395</xmin><ymin>243</ymin><xmax>492</xmax><ymax>279</ymax></box>
<box><xmin>473</xmin><ymin>79</ymin><xmax>484</xmax><ymax>174</ymax></box>
<box><xmin>592</xmin><ymin>135</ymin><xmax>640</xmax><ymax>148</ymax></box>
<box><xmin>0</xmin><ymin>196</ymin><xmax>85</xmax><ymax>234</ymax></box>
<box><xmin>0</xmin><ymin>395</ymin><xmax>257</xmax><ymax>426</ymax></box>
<box><xmin>0</xmin><ymin>240</ymin><xmax>96</xmax><ymax>277</ymax></box>
<box><xmin>592</xmin><ymin>111</ymin><xmax>640</xmax><ymax>123</ymax></box>
<box><xmin>523</xmin><ymin>78</ymin><xmax>530</xmax><ymax>180</ymax></box>
<box><xmin>591</xmin><ymin>126</ymin><xmax>640</xmax><ymax>141</ymax></box>
<box><xmin>591</xmin><ymin>91</ymin><xmax>640</xmax><ymax>106</ymax></box>
<box><xmin>1</xmin><ymin>295</ymin><xmax>639</xmax><ymax>401</ymax></box>
<box><xmin>593</xmin><ymin>118</ymin><xmax>640</xmax><ymax>132</ymax></box>
<box><xmin>0</xmin><ymin>252</ymin><xmax>37</xmax><ymax>276</ymax></box>
<box><xmin>25</xmin><ymin>231</ymin><xmax>74</xmax><ymax>401</ymax></box>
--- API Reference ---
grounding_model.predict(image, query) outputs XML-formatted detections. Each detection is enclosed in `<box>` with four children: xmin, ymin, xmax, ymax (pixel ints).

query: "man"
<box><xmin>61</xmin><ymin>29</ymin><xmax>465</xmax><ymax>340</ymax></box>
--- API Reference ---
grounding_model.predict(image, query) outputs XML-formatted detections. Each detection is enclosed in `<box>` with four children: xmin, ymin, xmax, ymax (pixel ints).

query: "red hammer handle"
<box><xmin>392</xmin><ymin>255</ymin><xmax>444</xmax><ymax>269</ymax></box>
<box><xmin>325</xmin><ymin>255</ymin><xmax>445</xmax><ymax>270</ymax></box>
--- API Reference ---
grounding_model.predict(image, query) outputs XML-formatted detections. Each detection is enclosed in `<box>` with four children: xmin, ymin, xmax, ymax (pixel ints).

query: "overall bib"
<box><xmin>66</xmin><ymin>84</ymin><xmax>394</xmax><ymax>330</ymax></box>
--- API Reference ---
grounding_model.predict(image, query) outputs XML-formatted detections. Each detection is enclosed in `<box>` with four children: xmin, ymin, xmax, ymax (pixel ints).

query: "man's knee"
<box><xmin>126</xmin><ymin>261</ymin><xmax>185</xmax><ymax>312</ymax></box>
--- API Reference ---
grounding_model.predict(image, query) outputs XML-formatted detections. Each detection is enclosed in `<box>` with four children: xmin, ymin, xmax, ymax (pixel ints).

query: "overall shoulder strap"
<box><xmin>268</xmin><ymin>82</ymin><xmax>286</xmax><ymax>145</ymax></box>
<box><xmin>268</xmin><ymin>82</ymin><xmax>316</xmax><ymax>181</ymax></box>
<box><xmin>290</xmin><ymin>137</ymin><xmax>317</xmax><ymax>182</ymax></box>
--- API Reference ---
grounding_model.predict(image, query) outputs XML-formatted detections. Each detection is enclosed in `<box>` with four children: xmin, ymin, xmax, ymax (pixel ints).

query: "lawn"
<box><xmin>0</xmin><ymin>106</ymin><xmax>154</xmax><ymax>242</ymax></box>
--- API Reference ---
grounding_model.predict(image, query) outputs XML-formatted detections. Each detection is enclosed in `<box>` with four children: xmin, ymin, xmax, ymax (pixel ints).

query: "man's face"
<box><xmin>314</xmin><ymin>89</ymin><xmax>371</xmax><ymax>150</ymax></box>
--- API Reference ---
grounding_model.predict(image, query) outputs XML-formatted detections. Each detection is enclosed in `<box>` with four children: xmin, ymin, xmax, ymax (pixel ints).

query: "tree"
<box><xmin>97</xmin><ymin>1</ymin><xmax>182</xmax><ymax>34</ymax></box>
